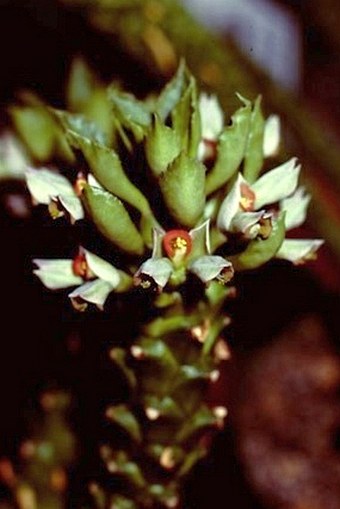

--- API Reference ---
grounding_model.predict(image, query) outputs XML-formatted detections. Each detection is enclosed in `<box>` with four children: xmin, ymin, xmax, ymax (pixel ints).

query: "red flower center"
<box><xmin>163</xmin><ymin>230</ymin><xmax>192</xmax><ymax>259</ymax></box>
<box><xmin>240</xmin><ymin>183</ymin><xmax>255</xmax><ymax>211</ymax></box>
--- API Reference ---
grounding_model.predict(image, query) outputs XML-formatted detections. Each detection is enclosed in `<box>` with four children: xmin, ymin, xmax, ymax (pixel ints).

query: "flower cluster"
<box><xmin>14</xmin><ymin>61</ymin><xmax>323</xmax><ymax>310</ymax></box>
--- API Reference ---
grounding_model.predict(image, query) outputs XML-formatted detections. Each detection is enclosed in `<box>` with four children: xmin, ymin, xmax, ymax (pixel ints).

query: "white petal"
<box><xmin>276</xmin><ymin>239</ymin><xmax>324</xmax><ymax>263</ymax></box>
<box><xmin>84</xmin><ymin>249</ymin><xmax>121</xmax><ymax>287</ymax></box>
<box><xmin>252</xmin><ymin>158</ymin><xmax>301</xmax><ymax>209</ymax></box>
<box><xmin>26</xmin><ymin>167</ymin><xmax>75</xmax><ymax>205</ymax></box>
<box><xmin>217</xmin><ymin>174</ymin><xmax>243</xmax><ymax>231</ymax></box>
<box><xmin>263</xmin><ymin>115</ymin><xmax>280</xmax><ymax>158</ymax></box>
<box><xmin>231</xmin><ymin>210</ymin><xmax>266</xmax><ymax>236</ymax></box>
<box><xmin>280</xmin><ymin>187</ymin><xmax>311</xmax><ymax>230</ymax></box>
<box><xmin>0</xmin><ymin>132</ymin><xmax>28</xmax><ymax>179</ymax></box>
<box><xmin>68</xmin><ymin>279</ymin><xmax>114</xmax><ymax>308</ymax></box>
<box><xmin>190</xmin><ymin>219</ymin><xmax>211</xmax><ymax>254</ymax></box>
<box><xmin>33</xmin><ymin>259</ymin><xmax>82</xmax><ymax>289</ymax></box>
<box><xmin>87</xmin><ymin>173</ymin><xmax>104</xmax><ymax>189</ymax></box>
<box><xmin>199</xmin><ymin>93</ymin><xmax>224</xmax><ymax>141</ymax></box>
<box><xmin>135</xmin><ymin>257</ymin><xmax>173</xmax><ymax>288</ymax></box>
<box><xmin>189</xmin><ymin>255</ymin><xmax>233</xmax><ymax>283</ymax></box>
<box><xmin>58</xmin><ymin>194</ymin><xmax>84</xmax><ymax>221</ymax></box>
<box><xmin>151</xmin><ymin>227</ymin><xmax>166</xmax><ymax>258</ymax></box>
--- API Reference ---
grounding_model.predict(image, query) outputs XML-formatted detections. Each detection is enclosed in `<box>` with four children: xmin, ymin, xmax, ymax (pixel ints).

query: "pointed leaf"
<box><xmin>145</xmin><ymin>114</ymin><xmax>181</xmax><ymax>176</ymax></box>
<box><xmin>176</xmin><ymin>405</ymin><xmax>217</xmax><ymax>443</ymax></box>
<box><xmin>243</xmin><ymin>95</ymin><xmax>265</xmax><ymax>183</ymax></box>
<box><xmin>205</xmin><ymin>97</ymin><xmax>252</xmax><ymax>194</ymax></box>
<box><xmin>109</xmin><ymin>347</ymin><xmax>137</xmax><ymax>389</ymax></box>
<box><xmin>156</xmin><ymin>59</ymin><xmax>187</xmax><ymax>120</ymax></box>
<box><xmin>171</xmin><ymin>76</ymin><xmax>201</xmax><ymax>157</ymax></box>
<box><xmin>230</xmin><ymin>212</ymin><xmax>286</xmax><ymax>270</ymax></box>
<box><xmin>108</xmin><ymin>87</ymin><xmax>151</xmax><ymax>143</ymax></box>
<box><xmin>82</xmin><ymin>185</ymin><xmax>144</xmax><ymax>255</ymax></box>
<box><xmin>106</xmin><ymin>404</ymin><xmax>141</xmax><ymax>442</ymax></box>
<box><xmin>159</xmin><ymin>152</ymin><xmax>205</xmax><ymax>228</ymax></box>
<box><xmin>67</xmin><ymin>131</ymin><xmax>150</xmax><ymax>215</ymax></box>
<box><xmin>53</xmin><ymin>109</ymin><xmax>106</xmax><ymax>144</ymax></box>
<box><xmin>66</xmin><ymin>57</ymin><xmax>97</xmax><ymax>112</ymax></box>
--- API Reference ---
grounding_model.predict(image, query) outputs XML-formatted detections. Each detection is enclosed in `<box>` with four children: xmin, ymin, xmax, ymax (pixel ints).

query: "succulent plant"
<box><xmin>11</xmin><ymin>58</ymin><xmax>322</xmax><ymax>508</ymax></box>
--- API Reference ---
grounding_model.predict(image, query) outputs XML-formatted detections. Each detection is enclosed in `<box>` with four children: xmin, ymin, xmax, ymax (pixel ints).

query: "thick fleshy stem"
<box><xmin>98</xmin><ymin>283</ymin><xmax>233</xmax><ymax>509</ymax></box>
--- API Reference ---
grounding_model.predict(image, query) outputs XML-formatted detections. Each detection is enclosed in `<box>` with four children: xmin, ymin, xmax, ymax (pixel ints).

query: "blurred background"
<box><xmin>0</xmin><ymin>1</ymin><xmax>339</xmax><ymax>508</ymax></box>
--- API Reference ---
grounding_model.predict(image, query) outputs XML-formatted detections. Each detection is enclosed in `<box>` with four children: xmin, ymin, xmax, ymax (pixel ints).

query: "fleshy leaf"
<box><xmin>82</xmin><ymin>185</ymin><xmax>144</xmax><ymax>255</ymax></box>
<box><xmin>66</xmin><ymin>57</ymin><xmax>97</xmax><ymax>112</ymax></box>
<box><xmin>156</xmin><ymin>59</ymin><xmax>187</xmax><ymax>120</ymax></box>
<box><xmin>67</xmin><ymin>131</ymin><xmax>151</xmax><ymax>215</ymax></box>
<box><xmin>175</xmin><ymin>405</ymin><xmax>217</xmax><ymax>443</ymax></box>
<box><xmin>159</xmin><ymin>152</ymin><xmax>205</xmax><ymax>228</ymax></box>
<box><xmin>230</xmin><ymin>212</ymin><xmax>286</xmax><ymax>270</ymax></box>
<box><xmin>53</xmin><ymin>109</ymin><xmax>106</xmax><ymax>144</ymax></box>
<box><xmin>10</xmin><ymin>102</ymin><xmax>73</xmax><ymax>162</ymax></box>
<box><xmin>205</xmin><ymin>96</ymin><xmax>251</xmax><ymax>195</ymax></box>
<box><xmin>109</xmin><ymin>348</ymin><xmax>137</xmax><ymax>389</ymax></box>
<box><xmin>108</xmin><ymin>87</ymin><xmax>151</xmax><ymax>143</ymax></box>
<box><xmin>171</xmin><ymin>76</ymin><xmax>201</xmax><ymax>157</ymax></box>
<box><xmin>243</xmin><ymin>95</ymin><xmax>265</xmax><ymax>184</ymax></box>
<box><xmin>145</xmin><ymin>114</ymin><xmax>181</xmax><ymax>176</ymax></box>
<box><xmin>106</xmin><ymin>404</ymin><xmax>141</xmax><ymax>443</ymax></box>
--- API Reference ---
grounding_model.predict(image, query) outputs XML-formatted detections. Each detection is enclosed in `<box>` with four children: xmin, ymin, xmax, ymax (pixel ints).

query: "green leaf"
<box><xmin>175</xmin><ymin>405</ymin><xmax>216</xmax><ymax>443</ymax></box>
<box><xmin>156</xmin><ymin>59</ymin><xmax>187</xmax><ymax>120</ymax></box>
<box><xmin>144</xmin><ymin>315</ymin><xmax>198</xmax><ymax>337</ymax></box>
<box><xmin>109</xmin><ymin>347</ymin><xmax>137</xmax><ymax>389</ymax></box>
<box><xmin>108</xmin><ymin>86</ymin><xmax>151</xmax><ymax>143</ymax></box>
<box><xmin>178</xmin><ymin>446</ymin><xmax>207</xmax><ymax>477</ymax></box>
<box><xmin>134</xmin><ymin>337</ymin><xmax>179</xmax><ymax>394</ymax></box>
<box><xmin>171</xmin><ymin>76</ymin><xmax>201</xmax><ymax>157</ymax></box>
<box><xmin>82</xmin><ymin>185</ymin><xmax>144</xmax><ymax>255</ymax></box>
<box><xmin>109</xmin><ymin>452</ymin><xmax>146</xmax><ymax>489</ymax></box>
<box><xmin>205</xmin><ymin>96</ymin><xmax>252</xmax><ymax>195</ymax></box>
<box><xmin>143</xmin><ymin>395</ymin><xmax>184</xmax><ymax>420</ymax></box>
<box><xmin>230</xmin><ymin>212</ymin><xmax>286</xmax><ymax>270</ymax></box>
<box><xmin>53</xmin><ymin>109</ymin><xmax>106</xmax><ymax>144</ymax></box>
<box><xmin>66</xmin><ymin>56</ymin><xmax>97</xmax><ymax>112</ymax></box>
<box><xmin>106</xmin><ymin>404</ymin><xmax>141</xmax><ymax>442</ymax></box>
<box><xmin>67</xmin><ymin>131</ymin><xmax>151</xmax><ymax>215</ymax></box>
<box><xmin>243</xmin><ymin>95</ymin><xmax>265</xmax><ymax>184</ymax></box>
<box><xmin>159</xmin><ymin>152</ymin><xmax>205</xmax><ymax>228</ymax></box>
<box><xmin>145</xmin><ymin>114</ymin><xmax>181</xmax><ymax>176</ymax></box>
<box><xmin>10</xmin><ymin>106</ymin><xmax>73</xmax><ymax>163</ymax></box>
<box><xmin>109</xmin><ymin>495</ymin><xmax>137</xmax><ymax>509</ymax></box>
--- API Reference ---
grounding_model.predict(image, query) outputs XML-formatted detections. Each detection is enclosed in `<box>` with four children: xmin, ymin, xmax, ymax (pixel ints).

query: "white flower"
<box><xmin>134</xmin><ymin>221</ymin><xmax>233</xmax><ymax>289</ymax></box>
<box><xmin>217</xmin><ymin>158</ymin><xmax>301</xmax><ymax>238</ymax></box>
<box><xmin>198</xmin><ymin>93</ymin><xmax>224</xmax><ymax>160</ymax></box>
<box><xmin>33</xmin><ymin>248</ymin><xmax>121</xmax><ymax>310</ymax></box>
<box><xmin>263</xmin><ymin>114</ymin><xmax>280</xmax><ymax>158</ymax></box>
<box><xmin>199</xmin><ymin>93</ymin><xmax>224</xmax><ymax>142</ymax></box>
<box><xmin>279</xmin><ymin>186</ymin><xmax>311</xmax><ymax>230</ymax></box>
<box><xmin>25</xmin><ymin>167</ymin><xmax>102</xmax><ymax>223</ymax></box>
<box><xmin>189</xmin><ymin>255</ymin><xmax>234</xmax><ymax>284</ymax></box>
<box><xmin>276</xmin><ymin>239</ymin><xmax>324</xmax><ymax>264</ymax></box>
